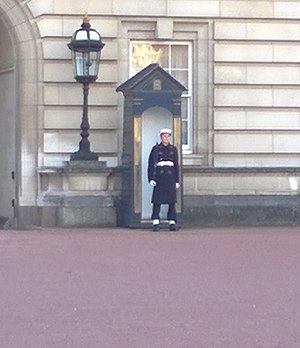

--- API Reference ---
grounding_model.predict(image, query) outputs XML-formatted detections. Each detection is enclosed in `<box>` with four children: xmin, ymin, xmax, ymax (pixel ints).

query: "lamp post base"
<box><xmin>70</xmin><ymin>151</ymin><xmax>98</xmax><ymax>161</ymax></box>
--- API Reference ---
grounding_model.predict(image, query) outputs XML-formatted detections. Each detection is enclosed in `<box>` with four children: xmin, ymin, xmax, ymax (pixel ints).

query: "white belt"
<box><xmin>157</xmin><ymin>161</ymin><xmax>174</xmax><ymax>167</ymax></box>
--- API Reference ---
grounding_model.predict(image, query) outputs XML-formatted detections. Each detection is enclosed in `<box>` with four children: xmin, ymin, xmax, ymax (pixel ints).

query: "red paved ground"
<box><xmin>1</xmin><ymin>227</ymin><xmax>300</xmax><ymax>348</ymax></box>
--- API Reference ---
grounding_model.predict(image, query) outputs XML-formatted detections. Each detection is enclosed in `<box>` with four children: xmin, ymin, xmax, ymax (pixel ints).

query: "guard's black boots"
<box><xmin>169</xmin><ymin>223</ymin><xmax>178</xmax><ymax>231</ymax></box>
<box><xmin>153</xmin><ymin>224</ymin><xmax>160</xmax><ymax>232</ymax></box>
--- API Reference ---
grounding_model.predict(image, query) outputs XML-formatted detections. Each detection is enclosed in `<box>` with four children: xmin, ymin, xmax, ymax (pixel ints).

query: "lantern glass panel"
<box><xmin>75</xmin><ymin>30</ymin><xmax>88</xmax><ymax>40</ymax></box>
<box><xmin>88</xmin><ymin>51</ymin><xmax>101</xmax><ymax>76</ymax></box>
<box><xmin>89</xmin><ymin>30</ymin><xmax>100</xmax><ymax>40</ymax></box>
<box><xmin>71</xmin><ymin>51</ymin><xmax>82</xmax><ymax>77</ymax></box>
<box><xmin>72</xmin><ymin>50</ymin><xmax>101</xmax><ymax>79</ymax></box>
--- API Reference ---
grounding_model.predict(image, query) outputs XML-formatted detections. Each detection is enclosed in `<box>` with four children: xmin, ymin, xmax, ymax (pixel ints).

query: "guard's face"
<box><xmin>160</xmin><ymin>133</ymin><xmax>171</xmax><ymax>145</ymax></box>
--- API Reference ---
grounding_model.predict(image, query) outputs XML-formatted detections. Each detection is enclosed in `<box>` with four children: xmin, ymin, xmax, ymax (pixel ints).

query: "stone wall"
<box><xmin>6</xmin><ymin>0</ymin><xmax>300</xmax><ymax>227</ymax></box>
<box><xmin>184</xmin><ymin>167</ymin><xmax>300</xmax><ymax>226</ymax></box>
<box><xmin>25</xmin><ymin>0</ymin><xmax>300</xmax><ymax>166</ymax></box>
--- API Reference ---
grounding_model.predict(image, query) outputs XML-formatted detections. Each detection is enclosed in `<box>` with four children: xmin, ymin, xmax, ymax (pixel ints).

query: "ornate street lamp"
<box><xmin>68</xmin><ymin>15</ymin><xmax>105</xmax><ymax>161</ymax></box>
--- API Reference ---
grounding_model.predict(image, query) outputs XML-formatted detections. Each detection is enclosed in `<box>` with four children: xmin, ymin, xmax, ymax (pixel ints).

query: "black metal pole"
<box><xmin>71</xmin><ymin>81</ymin><xmax>98</xmax><ymax>161</ymax></box>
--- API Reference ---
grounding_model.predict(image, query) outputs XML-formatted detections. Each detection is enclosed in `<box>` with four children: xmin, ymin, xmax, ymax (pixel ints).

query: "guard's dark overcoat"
<box><xmin>148</xmin><ymin>142</ymin><xmax>179</xmax><ymax>204</ymax></box>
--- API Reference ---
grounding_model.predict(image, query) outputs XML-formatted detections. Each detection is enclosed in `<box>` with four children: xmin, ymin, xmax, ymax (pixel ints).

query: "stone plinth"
<box><xmin>35</xmin><ymin>162</ymin><xmax>121</xmax><ymax>228</ymax></box>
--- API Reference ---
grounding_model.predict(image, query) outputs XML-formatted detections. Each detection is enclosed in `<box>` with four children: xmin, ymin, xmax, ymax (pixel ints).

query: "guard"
<box><xmin>147</xmin><ymin>128</ymin><xmax>180</xmax><ymax>231</ymax></box>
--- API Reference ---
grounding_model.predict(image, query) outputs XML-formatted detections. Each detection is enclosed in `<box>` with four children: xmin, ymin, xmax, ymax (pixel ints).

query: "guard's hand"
<box><xmin>176</xmin><ymin>182</ymin><xmax>180</xmax><ymax>189</ymax></box>
<box><xmin>150</xmin><ymin>180</ymin><xmax>157</xmax><ymax>187</ymax></box>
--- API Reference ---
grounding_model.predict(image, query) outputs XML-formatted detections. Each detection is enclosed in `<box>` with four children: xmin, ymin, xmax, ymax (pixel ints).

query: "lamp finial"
<box><xmin>81</xmin><ymin>13</ymin><xmax>91</xmax><ymax>29</ymax></box>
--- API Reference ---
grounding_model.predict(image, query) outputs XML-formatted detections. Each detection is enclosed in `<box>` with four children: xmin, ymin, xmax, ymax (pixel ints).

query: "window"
<box><xmin>130</xmin><ymin>41</ymin><xmax>192</xmax><ymax>151</ymax></box>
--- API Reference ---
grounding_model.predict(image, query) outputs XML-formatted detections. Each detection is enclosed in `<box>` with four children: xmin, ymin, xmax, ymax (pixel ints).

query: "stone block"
<box><xmin>214</xmin><ymin>87</ymin><xmax>272</xmax><ymax>107</ymax></box>
<box><xmin>113</xmin><ymin>0</ymin><xmax>166</xmax><ymax>15</ymax></box>
<box><xmin>214</xmin><ymin>22</ymin><xmax>300</xmax><ymax>41</ymax></box>
<box><xmin>247</xmin><ymin>66</ymin><xmax>300</xmax><ymax>85</ymax></box>
<box><xmin>15</xmin><ymin>206</ymin><xmax>40</xmax><ymax>229</ymax></box>
<box><xmin>16</xmin><ymin>204</ymin><xmax>117</xmax><ymax>228</ymax></box>
<box><xmin>43</xmin><ymin>85</ymin><xmax>117</xmax><ymax>106</ymax></box>
<box><xmin>40</xmin><ymin>207</ymin><xmax>58</xmax><ymax>227</ymax></box>
<box><xmin>53</xmin><ymin>0</ymin><xmax>112</xmax><ymax>15</ymax></box>
<box><xmin>182</xmin><ymin>175</ymin><xmax>197</xmax><ymax>194</ymax></box>
<box><xmin>214</xmin><ymin>43</ymin><xmax>273</xmax><ymax>62</ymax></box>
<box><xmin>215</xmin><ymin>65</ymin><xmax>300</xmax><ymax>85</ymax></box>
<box><xmin>14</xmin><ymin>22</ymin><xmax>34</xmax><ymax>43</ymax></box>
<box><xmin>44</xmin><ymin>133</ymin><xmax>79</xmax><ymax>153</ymax></box>
<box><xmin>220</xmin><ymin>1</ymin><xmax>273</xmax><ymax>18</ymax></box>
<box><xmin>44</xmin><ymin>62</ymin><xmax>117</xmax><ymax>83</ymax></box>
<box><xmin>214</xmin><ymin>155</ymin><xmax>300</xmax><ymax>167</ymax></box>
<box><xmin>185</xmin><ymin>172</ymin><xmax>300</xmax><ymax>195</ymax></box>
<box><xmin>274</xmin><ymin>2</ymin><xmax>300</xmax><ymax>19</ymax></box>
<box><xmin>274</xmin><ymin>134</ymin><xmax>300</xmax><ymax>152</ymax></box>
<box><xmin>62</xmin><ymin>195</ymin><xmax>114</xmax><ymax>208</ymax></box>
<box><xmin>168</xmin><ymin>0</ymin><xmax>219</xmax><ymax>17</ymax></box>
<box><xmin>214</xmin><ymin>22</ymin><xmax>247</xmax><ymax>40</ymax></box>
<box><xmin>40</xmin><ymin>173</ymin><xmax>63</xmax><ymax>191</ymax></box>
<box><xmin>232</xmin><ymin>175</ymin><xmax>290</xmax><ymax>193</ymax></box>
<box><xmin>214</xmin><ymin>134</ymin><xmax>273</xmax><ymax>153</ymax></box>
<box><xmin>42</xmin><ymin>156</ymin><xmax>68</xmax><ymax>167</ymax></box>
<box><xmin>89</xmin><ymin>133</ymin><xmax>118</xmax><ymax>153</ymax></box>
<box><xmin>274</xmin><ymin>45</ymin><xmax>300</xmax><ymax>62</ymax></box>
<box><xmin>27</xmin><ymin>0</ymin><xmax>54</xmax><ymax>17</ymax></box>
<box><xmin>214</xmin><ymin>66</ymin><xmax>246</xmax><ymax>84</ymax></box>
<box><xmin>37</xmin><ymin>18</ymin><xmax>63</xmax><ymax>37</ymax></box>
<box><xmin>1</xmin><ymin>49</ymin><xmax>12</xmax><ymax>82</ymax></box>
<box><xmin>108</xmin><ymin>172</ymin><xmax>122</xmax><ymax>191</ymax></box>
<box><xmin>44</xmin><ymin>108</ymin><xmax>118</xmax><ymax>129</ymax></box>
<box><xmin>19</xmin><ymin>183</ymin><xmax>37</xmax><ymax>206</ymax></box>
<box><xmin>58</xmin><ymin>207</ymin><xmax>116</xmax><ymax>227</ymax></box>
<box><xmin>214</xmin><ymin>110</ymin><xmax>300</xmax><ymax>130</ymax></box>
<box><xmin>16</xmin><ymin>40</ymin><xmax>37</xmax><ymax>60</ymax></box>
<box><xmin>18</xmin><ymin>59</ymin><xmax>38</xmax><ymax>83</ymax></box>
<box><xmin>43</xmin><ymin>41</ymin><xmax>70</xmax><ymax>59</ymax></box>
<box><xmin>63</xmin><ymin>19</ymin><xmax>118</xmax><ymax>38</ymax></box>
<box><xmin>43</xmin><ymin>62</ymin><xmax>73</xmax><ymax>82</ymax></box>
<box><xmin>43</xmin><ymin>40</ymin><xmax>118</xmax><ymax>60</ymax></box>
<box><xmin>246</xmin><ymin>111</ymin><xmax>300</xmax><ymax>130</ymax></box>
<box><xmin>182</xmin><ymin>154</ymin><xmax>205</xmax><ymax>166</ymax></box>
<box><xmin>44</xmin><ymin>109</ymin><xmax>62</xmax><ymax>130</ymax></box>
<box><xmin>214</xmin><ymin>111</ymin><xmax>247</xmax><ymax>129</ymax></box>
<box><xmin>42</xmin><ymin>156</ymin><xmax>118</xmax><ymax>167</ymax></box>
<box><xmin>247</xmin><ymin>22</ymin><xmax>300</xmax><ymax>41</ymax></box>
<box><xmin>66</xmin><ymin>174</ymin><xmax>108</xmax><ymax>191</ymax></box>
<box><xmin>184</xmin><ymin>195</ymin><xmax>300</xmax><ymax>227</ymax></box>
<box><xmin>273</xmin><ymin>89</ymin><xmax>300</xmax><ymax>107</ymax></box>
<box><xmin>156</xmin><ymin>18</ymin><xmax>173</xmax><ymax>39</ymax></box>
<box><xmin>19</xmin><ymin>82</ymin><xmax>38</xmax><ymax>106</ymax></box>
<box><xmin>44</xmin><ymin>132</ymin><xmax>118</xmax><ymax>153</ymax></box>
<box><xmin>196</xmin><ymin>175</ymin><xmax>234</xmax><ymax>193</ymax></box>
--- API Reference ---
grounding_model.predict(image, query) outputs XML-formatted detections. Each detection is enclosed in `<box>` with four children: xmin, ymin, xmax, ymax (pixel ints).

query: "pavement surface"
<box><xmin>1</xmin><ymin>226</ymin><xmax>300</xmax><ymax>348</ymax></box>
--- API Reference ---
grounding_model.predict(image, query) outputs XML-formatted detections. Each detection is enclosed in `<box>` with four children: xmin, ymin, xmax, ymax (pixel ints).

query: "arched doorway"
<box><xmin>0</xmin><ymin>17</ymin><xmax>16</xmax><ymax>225</ymax></box>
<box><xmin>0</xmin><ymin>1</ymin><xmax>39</xmax><ymax>228</ymax></box>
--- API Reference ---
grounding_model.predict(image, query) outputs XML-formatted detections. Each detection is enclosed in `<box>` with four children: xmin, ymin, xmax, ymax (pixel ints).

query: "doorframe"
<box><xmin>141</xmin><ymin>107</ymin><xmax>173</xmax><ymax>220</ymax></box>
<box><xmin>0</xmin><ymin>1</ymin><xmax>40</xmax><ymax>226</ymax></box>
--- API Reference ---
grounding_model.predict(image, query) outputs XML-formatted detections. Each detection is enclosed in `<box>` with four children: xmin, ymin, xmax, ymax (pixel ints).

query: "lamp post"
<box><xmin>68</xmin><ymin>15</ymin><xmax>105</xmax><ymax>161</ymax></box>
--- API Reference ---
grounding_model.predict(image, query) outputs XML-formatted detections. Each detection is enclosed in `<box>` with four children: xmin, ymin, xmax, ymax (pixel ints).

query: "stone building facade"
<box><xmin>1</xmin><ymin>0</ymin><xmax>300</xmax><ymax>228</ymax></box>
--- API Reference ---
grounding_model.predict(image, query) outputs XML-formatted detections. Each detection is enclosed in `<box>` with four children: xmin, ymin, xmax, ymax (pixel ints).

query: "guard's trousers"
<box><xmin>151</xmin><ymin>203</ymin><xmax>176</xmax><ymax>222</ymax></box>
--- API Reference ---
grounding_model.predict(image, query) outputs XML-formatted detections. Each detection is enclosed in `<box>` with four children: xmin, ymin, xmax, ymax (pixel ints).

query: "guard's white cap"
<box><xmin>160</xmin><ymin>128</ymin><xmax>172</xmax><ymax>135</ymax></box>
